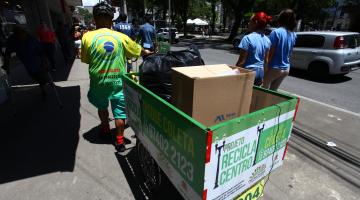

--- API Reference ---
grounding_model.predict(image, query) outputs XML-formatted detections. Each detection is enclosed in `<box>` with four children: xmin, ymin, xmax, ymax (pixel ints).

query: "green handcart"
<box><xmin>123</xmin><ymin>73</ymin><xmax>299</xmax><ymax>200</ymax></box>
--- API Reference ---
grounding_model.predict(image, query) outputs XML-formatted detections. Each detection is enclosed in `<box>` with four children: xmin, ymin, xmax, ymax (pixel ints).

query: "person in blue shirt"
<box><xmin>263</xmin><ymin>9</ymin><xmax>297</xmax><ymax>91</ymax></box>
<box><xmin>236</xmin><ymin>12</ymin><xmax>272</xmax><ymax>86</ymax></box>
<box><xmin>113</xmin><ymin>13</ymin><xmax>136</xmax><ymax>72</ymax></box>
<box><xmin>113</xmin><ymin>13</ymin><xmax>136</xmax><ymax>40</ymax></box>
<box><xmin>3</xmin><ymin>26</ymin><xmax>49</xmax><ymax>98</ymax></box>
<box><xmin>139</xmin><ymin>15</ymin><xmax>156</xmax><ymax>52</ymax></box>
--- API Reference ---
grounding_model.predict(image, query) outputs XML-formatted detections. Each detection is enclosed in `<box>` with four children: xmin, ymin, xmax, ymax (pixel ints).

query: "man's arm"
<box><xmin>123</xmin><ymin>34</ymin><xmax>153</xmax><ymax>58</ymax></box>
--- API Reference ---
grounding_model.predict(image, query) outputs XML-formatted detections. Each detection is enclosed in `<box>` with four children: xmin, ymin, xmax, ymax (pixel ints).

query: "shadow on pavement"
<box><xmin>115</xmin><ymin>146</ymin><xmax>184</xmax><ymax>200</ymax></box>
<box><xmin>0</xmin><ymin>84</ymin><xmax>81</xmax><ymax>184</ymax></box>
<box><xmin>83</xmin><ymin>126</ymin><xmax>132</xmax><ymax>145</ymax></box>
<box><xmin>83</xmin><ymin>125</ymin><xmax>113</xmax><ymax>145</ymax></box>
<box><xmin>289</xmin><ymin>68</ymin><xmax>352</xmax><ymax>84</ymax></box>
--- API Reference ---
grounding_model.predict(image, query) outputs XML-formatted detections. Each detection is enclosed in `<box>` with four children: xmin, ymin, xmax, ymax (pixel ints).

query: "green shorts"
<box><xmin>87</xmin><ymin>86</ymin><xmax>126</xmax><ymax>119</ymax></box>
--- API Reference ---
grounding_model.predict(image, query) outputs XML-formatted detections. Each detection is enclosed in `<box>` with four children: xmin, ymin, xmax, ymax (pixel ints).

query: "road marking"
<box><xmin>279</xmin><ymin>90</ymin><xmax>360</xmax><ymax>117</ymax></box>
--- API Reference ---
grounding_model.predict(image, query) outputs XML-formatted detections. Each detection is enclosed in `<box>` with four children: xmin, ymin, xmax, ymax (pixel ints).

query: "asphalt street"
<box><xmin>173</xmin><ymin>39</ymin><xmax>360</xmax><ymax>113</ymax></box>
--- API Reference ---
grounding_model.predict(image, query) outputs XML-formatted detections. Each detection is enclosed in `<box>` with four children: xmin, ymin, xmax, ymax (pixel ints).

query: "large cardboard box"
<box><xmin>172</xmin><ymin>64</ymin><xmax>255</xmax><ymax>126</ymax></box>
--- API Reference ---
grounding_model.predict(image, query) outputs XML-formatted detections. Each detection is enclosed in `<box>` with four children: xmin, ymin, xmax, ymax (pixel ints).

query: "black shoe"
<box><xmin>115</xmin><ymin>143</ymin><xmax>126</xmax><ymax>152</ymax></box>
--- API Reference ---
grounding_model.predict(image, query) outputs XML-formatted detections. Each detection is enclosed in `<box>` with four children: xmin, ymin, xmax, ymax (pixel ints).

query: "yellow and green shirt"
<box><xmin>81</xmin><ymin>28</ymin><xmax>141</xmax><ymax>89</ymax></box>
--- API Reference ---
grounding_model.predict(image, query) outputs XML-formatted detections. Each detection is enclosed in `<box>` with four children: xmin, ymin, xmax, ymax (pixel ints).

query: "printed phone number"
<box><xmin>144</xmin><ymin>122</ymin><xmax>194</xmax><ymax>182</ymax></box>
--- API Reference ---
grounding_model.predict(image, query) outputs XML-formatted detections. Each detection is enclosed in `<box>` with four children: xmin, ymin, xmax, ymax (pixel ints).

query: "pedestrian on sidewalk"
<box><xmin>37</xmin><ymin>21</ymin><xmax>57</xmax><ymax>72</ymax></box>
<box><xmin>139</xmin><ymin>15</ymin><xmax>156</xmax><ymax>56</ymax></box>
<box><xmin>113</xmin><ymin>13</ymin><xmax>136</xmax><ymax>40</ymax></box>
<box><xmin>81</xmin><ymin>2</ymin><xmax>152</xmax><ymax>152</ymax></box>
<box><xmin>74</xmin><ymin>26</ymin><xmax>82</xmax><ymax>58</ymax></box>
<box><xmin>235</xmin><ymin>12</ymin><xmax>272</xmax><ymax>86</ymax></box>
<box><xmin>263</xmin><ymin>9</ymin><xmax>297</xmax><ymax>91</ymax></box>
<box><xmin>3</xmin><ymin>26</ymin><xmax>50</xmax><ymax>98</ymax></box>
<box><xmin>113</xmin><ymin>13</ymin><xmax>136</xmax><ymax>72</ymax></box>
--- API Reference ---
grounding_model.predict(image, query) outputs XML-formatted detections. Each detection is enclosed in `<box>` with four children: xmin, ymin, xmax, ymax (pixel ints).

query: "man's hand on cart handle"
<box><xmin>141</xmin><ymin>48</ymin><xmax>154</xmax><ymax>57</ymax></box>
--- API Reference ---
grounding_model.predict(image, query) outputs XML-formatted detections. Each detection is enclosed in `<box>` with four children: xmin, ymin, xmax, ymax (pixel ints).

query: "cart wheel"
<box><xmin>137</xmin><ymin>141</ymin><xmax>162</xmax><ymax>193</ymax></box>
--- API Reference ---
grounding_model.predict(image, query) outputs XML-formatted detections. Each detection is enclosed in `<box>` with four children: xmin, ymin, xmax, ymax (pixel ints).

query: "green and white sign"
<box><xmin>204</xmin><ymin>110</ymin><xmax>294</xmax><ymax>200</ymax></box>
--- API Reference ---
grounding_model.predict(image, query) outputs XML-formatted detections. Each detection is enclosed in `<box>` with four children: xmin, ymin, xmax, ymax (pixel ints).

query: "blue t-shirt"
<box><xmin>113</xmin><ymin>22</ymin><xmax>135</xmax><ymax>39</ymax></box>
<box><xmin>7</xmin><ymin>34</ymin><xmax>43</xmax><ymax>75</ymax></box>
<box><xmin>268</xmin><ymin>27</ymin><xmax>297</xmax><ymax>70</ymax></box>
<box><xmin>239</xmin><ymin>32</ymin><xmax>271</xmax><ymax>69</ymax></box>
<box><xmin>139</xmin><ymin>23</ymin><xmax>155</xmax><ymax>49</ymax></box>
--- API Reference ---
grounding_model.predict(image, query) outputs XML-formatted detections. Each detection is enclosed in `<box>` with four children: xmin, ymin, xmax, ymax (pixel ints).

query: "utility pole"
<box><xmin>123</xmin><ymin>0</ymin><xmax>127</xmax><ymax>16</ymax></box>
<box><xmin>168</xmin><ymin>0</ymin><xmax>171</xmax><ymax>44</ymax></box>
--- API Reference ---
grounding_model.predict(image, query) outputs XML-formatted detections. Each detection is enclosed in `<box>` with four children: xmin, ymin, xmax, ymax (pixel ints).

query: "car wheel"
<box><xmin>308</xmin><ymin>62</ymin><xmax>329</xmax><ymax>80</ymax></box>
<box><xmin>137</xmin><ymin>141</ymin><xmax>162</xmax><ymax>194</ymax></box>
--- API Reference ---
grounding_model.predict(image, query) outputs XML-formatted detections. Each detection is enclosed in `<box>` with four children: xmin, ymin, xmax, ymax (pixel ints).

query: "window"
<box><xmin>344</xmin><ymin>34</ymin><xmax>360</xmax><ymax>48</ymax></box>
<box><xmin>295</xmin><ymin>35</ymin><xmax>325</xmax><ymax>48</ymax></box>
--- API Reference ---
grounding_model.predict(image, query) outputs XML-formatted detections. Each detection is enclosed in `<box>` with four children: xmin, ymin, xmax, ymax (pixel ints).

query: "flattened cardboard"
<box><xmin>172</xmin><ymin>64</ymin><xmax>255</xmax><ymax>126</ymax></box>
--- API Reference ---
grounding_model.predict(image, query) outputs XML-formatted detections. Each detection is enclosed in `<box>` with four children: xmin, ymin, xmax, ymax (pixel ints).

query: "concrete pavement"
<box><xmin>0</xmin><ymin>50</ymin><xmax>359</xmax><ymax>200</ymax></box>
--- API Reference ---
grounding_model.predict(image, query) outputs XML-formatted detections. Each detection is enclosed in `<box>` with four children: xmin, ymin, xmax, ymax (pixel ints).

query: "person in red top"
<box><xmin>37</xmin><ymin>21</ymin><xmax>56</xmax><ymax>71</ymax></box>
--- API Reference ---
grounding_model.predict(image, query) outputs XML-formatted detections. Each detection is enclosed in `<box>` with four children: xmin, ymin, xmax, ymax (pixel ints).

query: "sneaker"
<box><xmin>115</xmin><ymin>143</ymin><xmax>126</xmax><ymax>152</ymax></box>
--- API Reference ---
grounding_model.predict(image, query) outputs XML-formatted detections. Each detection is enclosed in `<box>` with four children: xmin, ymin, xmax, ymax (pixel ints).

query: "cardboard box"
<box><xmin>172</xmin><ymin>64</ymin><xmax>255</xmax><ymax>126</ymax></box>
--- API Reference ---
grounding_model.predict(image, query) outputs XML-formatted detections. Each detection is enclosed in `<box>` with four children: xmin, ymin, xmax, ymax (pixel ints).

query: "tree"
<box><xmin>344</xmin><ymin>0</ymin><xmax>360</xmax><ymax>32</ymax></box>
<box><xmin>173</xmin><ymin>0</ymin><xmax>190</xmax><ymax>36</ymax></box>
<box><xmin>255</xmin><ymin>0</ymin><xmax>335</xmax><ymax>30</ymax></box>
<box><xmin>77</xmin><ymin>7</ymin><xmax>93</xmax><ymax>25</ymax></box>
<box><xmin>223</xmin><ymin>0</ymin><xmax>255</xmax><ymax>41</ymax></box>
<box><xmin>209</xmin><ymin>0</ymin><xmax>219</xmax><ymax>34</ymax></box>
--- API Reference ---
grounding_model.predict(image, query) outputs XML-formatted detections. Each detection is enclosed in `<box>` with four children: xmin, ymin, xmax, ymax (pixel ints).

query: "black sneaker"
<box><xmin>115</xmin><ymin>143</ymin><xmax>126</xmax><ymax>152</ymax></box>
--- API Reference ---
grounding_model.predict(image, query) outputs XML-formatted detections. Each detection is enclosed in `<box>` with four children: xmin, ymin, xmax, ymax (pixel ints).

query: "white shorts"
<box><xmin>74</xmin><ymin>40</ymin><xmax>81</xmax><ymax>48</ymax></box>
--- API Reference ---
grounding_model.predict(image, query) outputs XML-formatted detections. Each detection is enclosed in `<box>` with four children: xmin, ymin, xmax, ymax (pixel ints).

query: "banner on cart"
<box><xmin>124</xmin><ymin>81</ymin><xmax>207</xmax><ymax>199</ymax></box>
<box><xmin>204</xmin><ymin>110</ymin><xmax>294</xmax><ymax>200</ymax></box>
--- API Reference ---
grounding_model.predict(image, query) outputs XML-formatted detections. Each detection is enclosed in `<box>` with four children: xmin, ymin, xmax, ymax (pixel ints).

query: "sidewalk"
<box><xmin>0</xmin><ymin>57</ymin><xmax>359</xmax><ymax>200</ymax></box>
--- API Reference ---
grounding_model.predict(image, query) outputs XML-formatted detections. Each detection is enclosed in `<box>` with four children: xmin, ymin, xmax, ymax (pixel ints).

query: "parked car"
<box><xmin>156</xmin><ymin>27</ymin><xmax>179</xmax><ymax>43</ymax></box>
<box><xmin>232</xmin><ymin>27</ymin><xmax>275</xmax><ymax>49</ymax></box>
<box><xmin>290</xmin><ymin>31</ymin><xmax>360</xmax><ymax>78</ymax></box>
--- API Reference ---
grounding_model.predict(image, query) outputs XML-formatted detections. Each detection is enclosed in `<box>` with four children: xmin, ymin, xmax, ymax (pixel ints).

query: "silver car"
<box><xmin>291</xmin><ymin>31</ymin><xmax>360</xmax><ymax>77</ymax></box>
<box><xmin>156</xmin><ymin>28</ymin><xmax>179</xmax><ymax>42</ymax></box>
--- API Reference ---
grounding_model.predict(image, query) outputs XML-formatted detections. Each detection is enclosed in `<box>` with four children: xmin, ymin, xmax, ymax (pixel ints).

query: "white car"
<box><xmin>291</xmin><ymin>31</ymin><xmax>360</xmax><ymax>78</ymax></box>
<box><xmin>156</xmin><ymin>28</ymin><xmax>179</xmax><ymax>43</ymax></box>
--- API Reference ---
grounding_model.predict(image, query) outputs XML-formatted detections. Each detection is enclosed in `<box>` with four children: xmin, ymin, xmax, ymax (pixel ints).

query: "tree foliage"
<box><xmin>343</xmin><ymin>0</ymin><xmax>360</xmax><ymax>32</ymax></box>
<box><xmin>77</xmin><ymin>7</ymin><xmax>93</xmax><ymax>25</ymax></box>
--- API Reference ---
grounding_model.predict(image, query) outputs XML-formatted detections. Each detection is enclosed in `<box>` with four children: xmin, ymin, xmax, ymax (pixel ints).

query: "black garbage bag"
<box><xmin>139</xmin><ymin>45</ymin><xmax>205</xmax><ymax>102</ymax></box>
